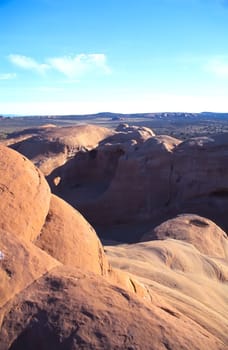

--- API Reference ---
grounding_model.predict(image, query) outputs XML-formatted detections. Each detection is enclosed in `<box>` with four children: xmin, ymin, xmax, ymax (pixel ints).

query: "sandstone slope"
<box><xmin>0</xmin><ymin>266</ymin><xmax>226</xmax><ymax>350</ymax></box>
<box><xmin>105</xmin><ymin>227</ymin><xmax>228</xmax><ymax>345</ymax></box>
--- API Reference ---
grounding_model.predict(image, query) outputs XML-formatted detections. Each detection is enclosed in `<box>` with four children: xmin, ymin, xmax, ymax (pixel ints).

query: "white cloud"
<box><xmin>0</xmin><ymin>73</ymin><xmax>16</xmax><ymax>80</ymax></box>
<box><xmin>8</xmin><ymin>53</ymin><xmax>111</xmax><ymax>78</ymax></box>
<box><xmin>48</xmin><ymin>53</ymin><xmax>111</xmax><ymax>78</ymax></box>
<box><xmin>8</xmin><ymin>54</ymin><xmax>49</xmax><ymax>74</ymax></box>
<box><xmin>205</xmin><ymin>56</ymin><xmax>228</xmax><ymax>77</ymax></box>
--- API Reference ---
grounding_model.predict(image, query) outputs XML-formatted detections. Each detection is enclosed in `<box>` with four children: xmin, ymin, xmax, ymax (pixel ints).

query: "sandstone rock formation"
<box><xmin>105</xmin><ymin>232</ymin><xmax>228</xmax><ymax>347</ymax></box>
<box><xmin>1</xmin><ymin>131</ymin><xmax>228</xmax><ymax>349</ymax></box>
<box><xmin>7</xmin><ymin>124</ymin><xmax>114</xmax><ymax>177</ymax></box>
<box><xmin>0</xmin><ymin>145</ymin><xmax>50</xmax><ymax>241</ymax></box>
<box><xmin>142</xmin><ymin>214</ymin><xmax>228</xmax><ymax>258</ymax></box>
<box><xmin>1</xmin><ymin>265</ymin><xmax>226</xmax><ymax>350</ymax></box>
<box><xmin>0</xmin><ymin>229</ymin><xmax>59</xmax><ymax>309</ymax></box>
<box><xmin>50</xmin><ymin>130</ymin><xmax>183</xmax><ymax>239</ymax></box>
<box><xmin>35</xmin><ymin>194</ymin><xmax>110</xmax><ymax>276</ymax></box>
<box><xmin>5</xmin><ymin>126</ymin><xmax>228</xmax><ymax>238</ymax></box>
<box><xmin>48</xmin><ymin>130</ymin><xmax>228</xmax><ymax>239</ymax></box>
<box><xmin>169</xmin><ymin>134</ymin><xmax>228</xmax><ymax>231</ymax></box>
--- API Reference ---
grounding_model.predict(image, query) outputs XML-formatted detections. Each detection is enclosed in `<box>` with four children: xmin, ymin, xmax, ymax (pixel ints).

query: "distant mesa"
<box><xmin>111</xmin><ymin>115</ymin><xmax>124</xmax><ymax>121</ymax></box>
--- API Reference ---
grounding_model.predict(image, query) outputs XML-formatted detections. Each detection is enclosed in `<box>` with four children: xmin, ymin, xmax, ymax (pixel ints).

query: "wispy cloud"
<box><xmin>48</xmin><ymin>54</ymin><xmax>111</xmax><ymax>78</ymax></box>
<box><xmin>8</xmin><ymin>53</ymin><xmax>111</xmax><ymax>79</ymax></box>
<box><xmin>8</xmin><ymin>55</ymin><xmax>49</xmax><ymax>75</ymax></box>
<box><xmin>0</xmin><ymin>73</ymin><xmax>16</xmax><ymax>80</ymax></box>
<box><xmin>205</xmin><ymin>56</ymin><xmax>228</xmax><ymax>77</ymax></box>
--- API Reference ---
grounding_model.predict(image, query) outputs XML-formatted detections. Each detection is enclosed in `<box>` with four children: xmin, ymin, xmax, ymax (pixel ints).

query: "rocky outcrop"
<box><xmin>0</xmin><ymin>229</ymin><xmax>59</xmax><ymax>309</ymax></box>
<box><xmin>51</xmin><ymin>131</ymin><xmax>228</xmax><ymax>238</ymax></box>
<box><xmin>89</xmin><ymin>134</ymin><xmax>180</xmax><ymax>225</ymax></box>
<box><xmin>0</xmin><ymin>145</ymin><xmax>50</xmax><ymax>241</ymax></box>
<box><xmin>169</xmin><ymin>134</ymin><xmax>228</xmax><ymax>230</ymax></box>
<box><xmin>105</xmin><ymin>235</ymin><xmax>228</xmax><ymax>347</ymax></box>
<box><xmin>8</xmin><ymin>124</ymin><xmax>114</xmax><ymax>176</ymax></box>
<box><xmin>35</xmin><ymin>194</ymin><xmax>110</xmax><ymax>276</ymax></box>
<box><xmin>142</xmin><ymin>214</ymin><xmax>228</xmax><ymax>258</ymax></box>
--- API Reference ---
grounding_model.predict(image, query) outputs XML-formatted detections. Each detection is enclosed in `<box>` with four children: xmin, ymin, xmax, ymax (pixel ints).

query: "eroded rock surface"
<box><xmin>8</xmin><ymin>124</ymin><xmax>114</xmax><ymax>177</ymax></box>
<box><xmin>35</xmin><ymin>194</ymin><xmax>110</xmax><ymax>276</ymax></box>
<box><xmin>142</xmin><ymin>214</ymin><xmax>228</xmax><ymax>258</ymax></box>
<box><xmin>50</xmin><ymin>131</ymin><xmax>228</xmax><ymax>238</ymax></box>
<box><xmin>1</xmin><ymin>266</ymin><xmax>226</xmax><ymax>350</ymax></box>
<box><xmin>0</xmin><ymin>145</ymin><xmax>50</xmax><ymax>241</ymax></box>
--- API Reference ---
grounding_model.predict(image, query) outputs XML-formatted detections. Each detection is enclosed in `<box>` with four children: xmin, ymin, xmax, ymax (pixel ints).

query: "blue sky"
<box><xmin>1</xmin><ymin>0</ymin><xmax>228</xmax><ymax>115</ymax></box>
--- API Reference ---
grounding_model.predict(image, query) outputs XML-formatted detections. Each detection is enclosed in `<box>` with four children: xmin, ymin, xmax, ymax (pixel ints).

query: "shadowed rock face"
<box><xmin>169</xmin><ymin>135</ymin><xmax>228</xmax><ymax>230</ymax></box>
<box><xmin>49</xmin><ymin>133</ymin><xmax>181</xmax><ymax>232</ymax></box>
<box><xmin>48</xmin><ymin>131</ymin><xmax>228</xmax><ymax>238</ymax></box>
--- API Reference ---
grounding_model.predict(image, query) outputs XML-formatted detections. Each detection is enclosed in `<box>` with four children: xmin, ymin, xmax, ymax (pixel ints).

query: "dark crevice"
<box><xmin>209</xmin><ymin>189</ymin><xmax>228</xmax><ymax>198</ymax></box>
<box><xmin>129</xmin><ymin>279</ymin><xmax>137</xmax><ymax>293</ymax></box>
<box><xmin>89</xmin><ymin>149</ymin><xmax>98</xmax><ymax>159</ymax></box>
<box><xmin>165</xmin><ymin>161</ymin><xmax>174</xmax><ymax>207</ymax></box>
<box><xmin>190</xmin><ymin>219</ymin><xmax>209</xmax><ymax>227</ymax></box>
<box><xmin>160</xmin><ymin>307</ymin><xmax>179</xmax><ymax>318</ymax></box>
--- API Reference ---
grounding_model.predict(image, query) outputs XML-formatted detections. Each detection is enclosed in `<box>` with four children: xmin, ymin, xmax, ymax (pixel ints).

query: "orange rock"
<box><xmin>9</xmin><ymin>124</ymin><xmax>114</xmax><ymax>176</ymax></box>
<box><xmin>35</xmin><ymin>194</ymin><xmax>110</xmax><ymax>276</ymax></box>
<box><xmin>0</xmin><ymin>266</ymin><xmax>225</xmax><ymax>350</ymax></box>
<box><xmin>0</xmin><ymin>145</ymin><xmax>50</xmax><ymax>241</ymax></box>
<box><xmin>142</xmin><ymin>214</ymin><xmax>228</xmax><ymax>258</ymax></box>
<box><xmin>0</xmin><ymin>229</ymin><xmax>59</xmax><ymax>309</ymax></box>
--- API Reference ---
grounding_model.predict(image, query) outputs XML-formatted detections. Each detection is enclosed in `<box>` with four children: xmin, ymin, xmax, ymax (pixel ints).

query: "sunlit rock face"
<box><xmin>142</xmin><ymin>213</ymin><xmax>228</xmax><ymax>259</ymax></box>
<box><xmin>35</xmin><ymin>194</ymin><xmax>110</xmax><ymax>276</ymax></box>
<box><xmin>0</xmin><ymin>145</ymin><xmax>50</xmax><ymax>242</ymax></box>
<box><xmin>1</xmin><ymin>265</ymin><xmax>227</xmax><ymax>350</ymax></box>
